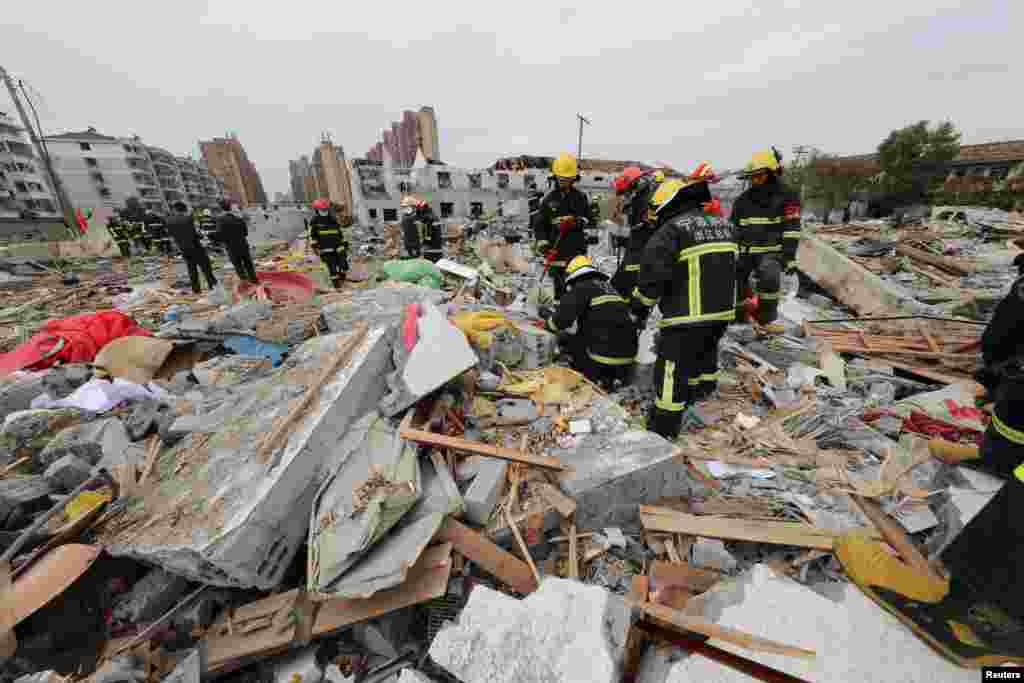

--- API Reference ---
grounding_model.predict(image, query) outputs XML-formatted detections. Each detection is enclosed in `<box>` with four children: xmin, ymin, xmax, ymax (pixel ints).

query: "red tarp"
<box><xmin>0</xmin><ymin>310</ymin><xmax>152</xmax><ymax>376</ymax></box>
<box><xmin>234</xmin><ymin>272</ymin><xmax>316</xmax><ymax>305</ymax></box>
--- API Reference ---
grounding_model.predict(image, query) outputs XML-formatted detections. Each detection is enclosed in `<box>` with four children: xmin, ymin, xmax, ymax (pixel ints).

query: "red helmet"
<box><xmin>311</xmin><ymin>198</ymin><xmax>330</xmax><ymax>210</ymax></box>
<box><xmin>613</xmin><ymin>166</ymin><xmax>645</xmax><ymax>196</ymax></box>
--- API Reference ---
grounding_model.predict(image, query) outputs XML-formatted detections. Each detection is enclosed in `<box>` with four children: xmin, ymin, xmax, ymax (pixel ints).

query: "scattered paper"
<box><xmin>734</xmin><ymin>413</ymin><xmax>762</xmax><ymax>430</ymax></box>
<box><xmin>706</xmin><ymin>461</ymin><xmax>775</xmax><ymax>480</ymax></box>
<box><xmin>569</xmin><ymin>419</ymin><xmax>592</xmax><ymax>434</ymax></box>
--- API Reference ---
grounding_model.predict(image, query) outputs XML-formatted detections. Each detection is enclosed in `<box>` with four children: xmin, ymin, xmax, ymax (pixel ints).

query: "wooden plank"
<box><xmin>664</xmin><ymin>537</ymin><xmax>682</xmax><ymax>563</ymax></box>
<box><xmin>567</xmin><ymin>523</ymin><xmax>579</xmax><ymax>579</ymax></box>
<box><xmin>138</xmin><ymin>436</ymin><xmax>162</xmax><ymax>486</ymax></box>
<box><xmin>830</xmin><ymin>345</ymin><xmax>978</xmax><ymax>361</ymax></box>
<box><xmin>622</xmin><ymin>576</ymin><xmax>650</xmax><ymax>682</ymax></box>
<box><xmin>505</xmin><ymin>507</ymin><xmax>542</xmax><ymax>588</ymax></box>
<box><xmin>885</xmin><ymin>360</ymin><xmax>986</xmax><ymax>395</ymax></box>
<box><xmin>257</xmin><ymin>322</ymin><xmax>368</xmax><ymax>461</ymax></box>
<box><xmin>641</xmin><ymin>602</ymin><xmax>816</xmax><ymax>659</ymax></box>
<box><xmin>400</xmin><ymin>428</ymin><xmax>565</xmax><ymax>471</ymax></box>
<box><xmin>205</xmin><ymin>590</ymin><xmax>303</xmax><ymax>674</ymax></box>
<box><xmin>536</xmin><ymin>483</ymin><xmax>576</xmax><ymax>518</ymax></box>
<box><xmin>313</xmin><ymin>542</ymin><xmax>453</xmax><ymax>636</ymax></box>
<box><xmin>436</xmin><ymin>517</ymin><xmax>538</xmax><ymax>594</ymax></box>
<box><xmin>650</xmin><ymin>560</ymin><xmax>722</xmax><ymax>595</ymax></box>
<box><xmin>895</xmin><ymin>244</ymin><xmax>971</xmax><ymax>276</ymax></box>
<box><xmin>918</xmin><ymin>322</ymin><xmax>941</xmax><ymax>353</ymax></box>
<box><xmin>849</xmin><ymin>496</ymin><xmax>942</xmax><ymax>582</ymax></box>
<box><xmin>641</xmin><ymin>506</ymin><xmax>836</xmax><ymax>551</ymax></box>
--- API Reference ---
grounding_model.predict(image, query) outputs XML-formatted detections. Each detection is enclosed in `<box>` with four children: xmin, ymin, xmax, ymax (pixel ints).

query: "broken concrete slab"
<box><xmin>1</xmin><ymin>408</ymin><xmax>82</xmax><ymax>469</ymax></box>
<box><xmin>397</xmin><ymin>670</ymin><xmax>435</xmax><ymax>683</ymax></box>
<box><xmin>0</xmin><ymin>373</ymin><xmax>48</xmax><ymax>425</ymax></box>
<box><xmin>318</xmin><ymin>450</ymin><xmax>462</xmax><ymax>599</ymax></box>
<box><xmin>0</xmin><ymin>475</ymin><xmax>55</xmax><ymax>522</ymax></box>
<box><xmin>43</xmin><ymin>454</ymin><xmax>93</xmax><ymax>492</ymax></box>
<box><xmin>429</xmin><ymin>578</ymin><xmax>633</xmax><ymax>683</ymax></box>
<box><xmin>796</xmin><ymin>234</ymin><xmax>933</xmax><ymax>317</ymax></box>
<box><xmin>98</xmin><ymin>327</ymin><xmax>392</xmax><ymax>589</ymax></box>
<box><xmin>690</xmin><ymin>539</ymin><xmax>738</xmax><ymax>573</ymax></box>
<box><xmin>308</xmin><ymin>413</ymin><xmax>423</xmax><ymax>594</ymax></box>
<box><xmin>190</xmin><ymin>355</ymin><xmax>272</xmax><ymax>387</ymax></box>
<box><xmin>352</xmin><ymin>610</ymin><xmax>416</xmax><ymax>660</ymax></box>
<box><xmin>464</xmin><ymin>457</ymin><xmax>507</xmax><ymax>526</ymax></box>
<box><xmin>667</xmin><ymin>564</ymin><xmax>972</xmax><ymax>682</ymax></box>
<box><xmin>379</xmin><ymin>300</ymin><xmax>477</xmax><ymax>418</ymax></box>
<box><xmin>321</xmin><ymin>285</ymin><xmax>446</xmax><ymax>334</ymax></box>
<box><xmin>36</xmin><ymin>417</ymin><xmax>131</xmax><ymax>471</ymax></box>
<box><xmin>41</xmin><ymin>364</ymin><xmax>93</xmax><ymax>400</ymax></box>
<box><xmin>554</xmin><ymin>395</ymin><xmax>706</xmax><ymax>531</ymax></box>
<box><xmin>210</xmin><ymin>300</ymin><xmax>273</xmax><ymax>333</ymax></box>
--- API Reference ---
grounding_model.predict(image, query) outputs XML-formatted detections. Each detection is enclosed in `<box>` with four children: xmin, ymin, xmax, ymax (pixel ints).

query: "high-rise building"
<box><xmin>199</xmin><ymin>134</ymin><xmax>267</xmax><ymax>208</ymax></box>
<box><xmin>366</xmin><ymin>106</ymin><xmax>440</xmax><ymax>167</ymax></box>
<box><xmin>289</xmin><ymin>156</ymin><xmax>311</xmax><ymax>203</ymax></box>
<box><xmin>0</xmin><ymin>111</ymin><xmax>60</xmax><ymax>219</ymax></box>
<box><xmin>313</xmin><ymin>137</ymin><xmax>353</xmax><ymax>214</ymax></box>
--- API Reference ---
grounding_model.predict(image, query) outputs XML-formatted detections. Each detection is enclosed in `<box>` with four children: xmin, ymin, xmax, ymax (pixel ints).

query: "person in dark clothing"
<box><xmin>540</xmin><ymin>255</ymin><xmax>638</xmax><ymax>390</ymax></box>
<box><xmin>216</xmin><ymin>199</ymin><xmax>257</xmax><ymax>283</ymax></box>
<box><xmin>532</xmin><ymin>153</ymin><xmax>596</xmax><ymax>302</ymax></box>
<box><xmin>730</xmin><ymin>148</ymin><xmax>801</xmax><ymax>333</ymax></box>
<box><xmin>416</xmin><ymin>201</ymin><xmax>444</xmax><ymax>263</ymax></box>
<box><xmin>144</xmin><ymin>210</ymin><xmax>173</xmax><ymax>256</ymax></box>
<box><xmin>632</xmin><ymin>166</ymin><xmax>737</xmax><ymax>439</ymax></box>
<box><xmin>106</xmin><ymin>212</ymin><xmax>132</xmax><ymax>258</ymax></box>
<box><xmin>121</xmin><ymin>198</ymin><xmax>150</xmax><ymax>252</ymax></box>
<box><xmin>610</xmin><ymin>167</ymin><xmax>658</xmax><ymax>299</ymax></box>
<box><xmin>400</xmin><ymin>196</ymin><xmax>422</xmax><ymax>258</ymax></box>
<box><xmin>166</xmin><ymin>201</ymin><xmax>217</xmax><ymax>293</ymax></box>
<box><xmin>308</xmin><ymin>198</ymin><xmax>348</xmax><ymax>288</ymax></box>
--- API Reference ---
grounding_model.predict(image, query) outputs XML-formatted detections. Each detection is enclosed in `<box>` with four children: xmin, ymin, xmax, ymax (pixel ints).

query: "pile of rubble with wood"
<box><xmin>0</xmin><ymin>208</ymin><xmax>1017</xmax><ymax>683</ymax></box>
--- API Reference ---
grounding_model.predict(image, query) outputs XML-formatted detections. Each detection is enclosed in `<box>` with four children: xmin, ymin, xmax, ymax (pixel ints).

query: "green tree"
<box><xmin>876</xmin><ymin>120</ymin><xmax>960</xmax><ymax>194</ymax></box>
<box><xmin>787</xmin><ymin>151</ymin><xmax>877</xmax><ymax>217</ymax></box>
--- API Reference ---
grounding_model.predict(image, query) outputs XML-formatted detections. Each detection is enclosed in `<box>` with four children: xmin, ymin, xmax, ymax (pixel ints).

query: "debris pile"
<box><xmin>0</xmin><ymin>209</ymin><xmax>1013</xmax><ymax>683</ymax></box>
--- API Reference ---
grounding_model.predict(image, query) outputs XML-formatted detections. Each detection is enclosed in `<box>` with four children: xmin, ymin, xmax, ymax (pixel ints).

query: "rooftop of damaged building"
<box><xmin>0</xmin><ymin>202</ymin><xmax>1021</xmax><ymax>682</ymax></box>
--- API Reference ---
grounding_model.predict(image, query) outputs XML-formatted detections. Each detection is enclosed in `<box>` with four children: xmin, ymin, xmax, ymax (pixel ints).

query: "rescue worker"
<box><xmin>632</xmin><ymin>164</ymin><xmax>738</xmax><ymax>439</ymax></box>
<box><xmin>216</xmin><ymin>199</ymin><xmax>257</xmax><ymax>283</ymax></box>
<box><xmin>121</xmin><ymin>198</ymin><xmax>149</xmax><ymax>253</ymax></box>
<box><xmin>539</xmin><ymin>255</ymin><xmax>637</xmax><ymax>390</ymax></box>
<box><xmin>610</xmin><ymin>167</ymin><xmax>658</xmax><ymax>299</ymax></box>
<box><xmin>838</xmin><ymin>371</ymin><xmax>1024</xmax><ymax>665</ymax></box>
<box><xmin>730</xmin><ymin>148</ymin><xmax>802</xmax><ymax>334</ymax></box>
<box><xmin>106</xmin><ymin>211</ymin><xmax>132</xmax><ymax>258</ymax></box>
<box><xmin>532</xmin><ymin>153</ymin><xmax>596</xmax><ymax>301</ymax></box>
<box><xmin>197</xmin><ymin>208</ymin><xmax>221</xmax><ymax>252</ymax></box>
<box><xmin>144</xmin><ymin>209</ymin><xmax>173</xmax><ymax>256</ymax></box>
<box><xmin>416</xmin><ymin>200</ymin><xmax>444</xmax><ymax>263</ymax></box>
<box><xmin>166</xmin><ymin>201</ymin><xmax>218</xmax><ymax>293</ymax></box>
<box><xmin>308</xmin><ymin>197</ymin><xmax>348</xmax><ymax>288</ymax></box>
<box><xmin>400</xmin><ymin>196</ymin><xmax>422</xmax><ymax>258</ymax></box>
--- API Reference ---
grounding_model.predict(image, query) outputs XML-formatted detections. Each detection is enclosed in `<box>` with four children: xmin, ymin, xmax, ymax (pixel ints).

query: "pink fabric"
<box><xmin>402</xmin><ymin>303</ymin><xmax>420</xmax><ymax>352</ymax></box>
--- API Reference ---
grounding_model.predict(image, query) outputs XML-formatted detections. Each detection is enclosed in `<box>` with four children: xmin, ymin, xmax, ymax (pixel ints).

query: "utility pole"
<box><xmin>576</xmin><ymin>113</ymin><xmax>591</xmax><ymax>161</ymax></box>
<box><xmin>1</xmin><ymin>65</ymin><xmax>74</xmax><ymax>227</ymax></box>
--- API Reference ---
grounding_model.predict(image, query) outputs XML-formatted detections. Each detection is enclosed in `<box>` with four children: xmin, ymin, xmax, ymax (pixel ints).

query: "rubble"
<box><xmin>429</xmin><ymin>578</ymin><xmax>633</xmax><ymax>683</ymax></box>
<box><xmin>1</xmin><ymin>208</ymin><xmax>1016</xmax><ymax>681</ymax></box>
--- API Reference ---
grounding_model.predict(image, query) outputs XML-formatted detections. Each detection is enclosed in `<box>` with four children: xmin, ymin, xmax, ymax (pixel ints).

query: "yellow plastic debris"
<box><xmin>450</xmin><ymin>311</ymin><xmax>515</xmax><ymax>349</ymax></box>
<box><xmin>499</xmin><ymin>367</ymin><xmax>587</xmax><ymax>405</ymax></box>
<box><xmin>63</xmin><ymin>488</ymin><xmax>113</xmax><ymax>523</ymax></box>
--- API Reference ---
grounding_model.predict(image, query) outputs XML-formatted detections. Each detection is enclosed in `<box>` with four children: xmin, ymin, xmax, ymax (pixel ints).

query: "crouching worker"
<box><xmin>539</xmin><ymin>255</ymin><xmax>637</xmax><ymax>391</ymax></box>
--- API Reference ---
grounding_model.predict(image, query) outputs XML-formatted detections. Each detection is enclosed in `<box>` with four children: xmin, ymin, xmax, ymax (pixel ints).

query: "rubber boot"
<box><xmin>837</xmin><ymin>531</ymin><xmax>1024</xmax><ymax>667</ymax></box>
<box><xmin>647</xmin><ymin>404</ymin><xmax>682</xmax><ymax>440</ymax></box>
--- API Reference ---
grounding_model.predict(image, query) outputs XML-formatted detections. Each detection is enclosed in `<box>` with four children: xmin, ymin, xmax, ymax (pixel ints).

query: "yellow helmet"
<box><xmin>742</xmin><ymin>149</ymin><xmax>782</xmax><ymax>176</ymax></box>
<box><xmin>551</xmin><ymin>153</ymin><xmax>579</xmax><ymax>179</ymax></box>
<box><xmin>649</xmin><ymin>179</ymin><xmax>690</xmax><ymax>214</ymax></box>
<box><xmin>565</xmin><ymin>255</ymin><xmax>596</xmax><ymax>282</ymax></box>
<box><xmin>653</xmin><ymin>170</ymin><xmax>666</xmax><ymax>183</ymax></box>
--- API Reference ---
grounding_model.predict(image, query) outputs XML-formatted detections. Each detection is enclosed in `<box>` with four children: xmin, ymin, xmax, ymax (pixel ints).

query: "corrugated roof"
<box><xmin>44</xmin><ymin>128</ymin><xmax>119</xmax><ymax>142</ymax></box>
<box><xmin>952</xmin><ymin>141</ymin><xmax>1024</xmax><ymax>164</ymax></box>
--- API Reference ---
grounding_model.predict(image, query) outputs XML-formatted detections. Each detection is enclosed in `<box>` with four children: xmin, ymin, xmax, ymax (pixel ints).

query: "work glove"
<box><xmin>535</xmin><ymin>240</ymin><xmax>551</xmax><ymax>257</ymax></box>
<box><xmin>537</xmin><ymin>305</ymin><xmax>555</xmax><ymax>321</ymax></box>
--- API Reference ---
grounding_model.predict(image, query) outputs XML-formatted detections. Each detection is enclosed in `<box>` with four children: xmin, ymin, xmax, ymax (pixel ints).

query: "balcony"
<box><xmin>133</xmin><ymin>173</ymin><xmax>156</xmax><ymax>186</ymax></box>
<box><xmin>163</xmin><ymin>190</ymin><xmax>184</xmax><ymax>201</ymax></box>
<box><xmin>158</xmin><ymin>177</ymin><xmax>182</xmax><ymax>189</ymax></box>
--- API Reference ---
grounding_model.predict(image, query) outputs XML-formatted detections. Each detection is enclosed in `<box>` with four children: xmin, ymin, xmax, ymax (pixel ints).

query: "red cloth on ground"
<box><xmin>0</xmin><ymin>310</ymin><xmax>152</xmax><ymax>375</ymax></box>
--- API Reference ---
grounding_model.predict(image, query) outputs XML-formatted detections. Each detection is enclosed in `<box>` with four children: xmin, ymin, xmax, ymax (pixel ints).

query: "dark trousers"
<box><xmin>689</xmin><ymin>323</ymin><xmax>728</xmax><ymax>401</ymax></box>
<box><xmin>226</xmin><ymin>239</ymin><xmax>257</xmax><ymax>282</ymax></box>
<box><xmin>562</xmin><ymin>333</ymin><xmax>633</xmax><ymax>390</ymax></box>
<box><xmin>183</xmin><ymin>246</ymin><xmax>217</xmax><ymax>293</ymax></box>
<box><xmin>423</xmin><ymin>249</ymin><xmax>443</xmax><ymax>263</ymax></box>
<box><xmin>648</xmin><ymin>326</ymin><xmax>721</xmax><ymax>439</ymax></box>
<box><xmin>549</xmin><ymin>266</ymin><xmax>567</xmax><ymax>301</ymax></box>
<box><xmin>319</xmin><ymin>247</ymin><xmax>348</xmax><ymax>288</ymax></box>
<box><xmin>115</xmin><ymin>241</ymin><xmax>131</xmax><ymax>258</ymax></box>
<box><xmin>737</xmin><ymin>253</ymin><xmax>782</xmax><ymax>324</ymax></box>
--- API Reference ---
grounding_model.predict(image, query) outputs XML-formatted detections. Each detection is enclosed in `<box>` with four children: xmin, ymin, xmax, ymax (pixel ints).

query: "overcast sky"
<box><xmin>2</xmin><ymin>1</ymin><xmax>1019</xmax><ymax>196</ymax></box>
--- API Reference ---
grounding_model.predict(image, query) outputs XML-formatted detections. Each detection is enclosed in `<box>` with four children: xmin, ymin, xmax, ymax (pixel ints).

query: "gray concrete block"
<box><xmin>554</xmin><ymin>396</ymin><xmax>706</xmax><ymax>531</ymax></box>
<box><xmin>690</xmin><ymin>538</ymin><xmax>738</xmax><ymax>573</ymax></box>
<box><xmin>0</xmin><ymin>475</ymin><xmax>54</xmax><ymax>521</ymax></box>
<box><xmin>41</xmin><ymin>364</ymin><xmax>93</xmax><ymax>400</ymax></box>
<box><xmin>35</xmin><ymin>418</ymin><xmax>125</xmax><ymax>470</ymax></box>
<box><xmin>322</xmin><ymin>285</ymin><xmax>446</xmax><ymax>334</ymax></box>
<box><xmin>2</xmin><ymin>408</ymin><xmax>82</xmax><ymax>468</ymax></box>
<box><xmin>464</xmin><ymin>458</ymin><xmax>508</xmax><ymax>525</ymax></box>
<box><xmin>103</xmin><ymin>327</ymin><xmax>393</xmax><ymax>589</ymax></box>
<box><xmin>429</xmin><ymin>578</ymin><xmax>633</xmax><ymax>683</ymax></box>
<box><xmin>43</xmin><ymin>454</ymin><xmax>93</xmax><ymax>492</ymax></box>
<box><xmin>0</xmin><ymin>373</ymin><xmax>48</xmax><ymax>425</ymax></box>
